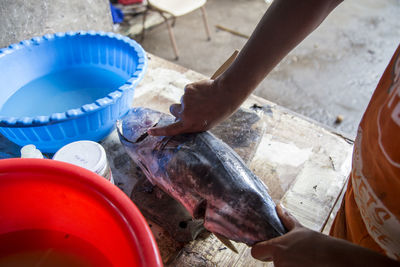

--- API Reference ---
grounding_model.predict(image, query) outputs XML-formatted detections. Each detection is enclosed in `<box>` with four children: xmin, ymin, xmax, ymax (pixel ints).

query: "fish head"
<box><xmin>203</xmin><ymin>194</ymin><xmax>286</xmax><ymax>246</ymax></box>
<box><xmin>117</xmin><ymin>107</ymin><xmax>175</xmax><ymax>178</ymax></box>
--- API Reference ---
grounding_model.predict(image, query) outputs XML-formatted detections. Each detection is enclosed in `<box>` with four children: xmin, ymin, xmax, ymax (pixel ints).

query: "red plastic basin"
<box><xmin>0</xmin><ymin>158</ymin><xmax>162</xmax><ymax>267</ymax></box>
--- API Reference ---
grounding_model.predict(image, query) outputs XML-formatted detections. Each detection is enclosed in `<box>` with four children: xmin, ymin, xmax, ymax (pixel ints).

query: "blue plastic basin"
<box><xmin>0</xmin><ymin>31</ymin><xmax>147</xmax><ymax>153</ymax></box>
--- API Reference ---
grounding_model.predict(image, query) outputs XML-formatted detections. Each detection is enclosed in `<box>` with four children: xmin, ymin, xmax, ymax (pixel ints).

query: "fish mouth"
<box><xmin>117</xmin><ymin>120</ymin><xmax>159</xmax><ymax>144</ymax></box>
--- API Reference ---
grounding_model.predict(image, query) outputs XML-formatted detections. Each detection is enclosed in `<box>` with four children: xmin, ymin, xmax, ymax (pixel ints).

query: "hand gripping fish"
<box><xmin>117</xmin><ymin>107</ymin><xmax>286</xmax><ymax>249</ymax></box>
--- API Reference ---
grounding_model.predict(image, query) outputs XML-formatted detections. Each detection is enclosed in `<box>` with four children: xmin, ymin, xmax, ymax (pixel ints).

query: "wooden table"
<box><xmin>101</xmin><ymin>54</ymin><xmax>353</xmax><ymax>266</ymax></box>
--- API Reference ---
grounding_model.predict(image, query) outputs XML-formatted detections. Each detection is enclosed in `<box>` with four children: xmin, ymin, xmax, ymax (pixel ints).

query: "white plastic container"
<box><xmin>20</xmin><ymin>144</ymin><xmax>44</xmax><ymax>159</ymax></box>
<box><xmin>53</xmin><ymin>141</ymin><xmax>114</xmax><ymax>184</ymax></box>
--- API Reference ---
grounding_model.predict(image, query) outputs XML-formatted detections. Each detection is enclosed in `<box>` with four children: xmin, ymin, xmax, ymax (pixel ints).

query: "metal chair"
<box><xmin>142</xmin><ymin>0</ymin><xmax>211</xmax><ymax>60</ymax></box>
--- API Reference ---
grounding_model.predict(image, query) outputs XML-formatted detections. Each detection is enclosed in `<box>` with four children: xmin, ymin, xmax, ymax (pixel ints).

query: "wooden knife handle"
<box><xmin>210</xmin><ymin>50</ymin><xmax>239</xmax><ymax>80</ymax></box>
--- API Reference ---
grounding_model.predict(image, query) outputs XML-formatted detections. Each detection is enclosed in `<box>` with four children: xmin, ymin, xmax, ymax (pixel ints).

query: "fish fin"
<box><xmin>214</xmin><ymin>233</ymin><xmax>238</xmax><ymax>254</ymax></box>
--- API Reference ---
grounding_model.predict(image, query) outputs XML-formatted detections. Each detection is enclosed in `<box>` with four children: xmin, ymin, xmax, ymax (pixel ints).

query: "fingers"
<box><xmin>251</xmin><ymin>206</ymin><xmax>303</xmax><ymax>263</ymax></box>
<box><xmin>276</xmin><ymin>204</ymin><xmax>302</xmax><ymax>231</ymax></box>
<box><xmin>251</xmin><ymin>241</ymin><xmax>274</xmax><ymax>262</ymax></box>
<box><xmin>148</xmin><ymin>103</ymin><xmax>184</xmax><ymax>136</ymax></box>
<box><xmin>147</xmin><ymin>121</ymin><xmax>185</xmax><ymax>136</ymax></box>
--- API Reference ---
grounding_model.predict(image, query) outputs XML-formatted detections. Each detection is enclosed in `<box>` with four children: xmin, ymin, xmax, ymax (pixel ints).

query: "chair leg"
<box><xmin>141</xmin><ymin>8</ymin><xmax>148</xmax><ymax>42</ymax></box>
<box><xmin>171</xmin><ymin>17</ymin><xmax>177</xmax><ymax>27</ymax></box>
<box><xmin>200</xmin><ymin>6</ymin><xmax>211</xmax><ymax>41</ymax></box>
<box><xmin>159</xmin><ymin>12</ymin><xmax>179</xmax><ymax>60</ymax></box>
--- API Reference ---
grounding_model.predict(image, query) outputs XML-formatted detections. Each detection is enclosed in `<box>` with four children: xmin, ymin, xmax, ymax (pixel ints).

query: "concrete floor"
<box><xmin>121</xmin><ymin>0</ymin><xmax>400</xmax><ymax>139</ymax></box>
<box><xmin>0</xmin><ymin>0</ymin><xmax>113</xmax><ymax>48</ymax></box>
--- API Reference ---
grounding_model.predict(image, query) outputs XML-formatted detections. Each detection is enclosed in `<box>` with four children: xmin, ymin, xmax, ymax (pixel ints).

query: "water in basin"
<box><xmin>0</xmin><ymin>67</ymin><xmax>126</xmax><ymax>117</ymax></box>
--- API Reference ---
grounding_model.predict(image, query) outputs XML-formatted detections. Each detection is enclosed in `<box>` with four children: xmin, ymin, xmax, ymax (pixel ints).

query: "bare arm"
<box><xmin>149</xmin><ymin>0</ymin><xmax>343</xmax><ymax>136</ymax></box>
<box><xmin>218</xmin><ymin>0</ymin><xmax>342</xmax><ymax>103</ymax></box>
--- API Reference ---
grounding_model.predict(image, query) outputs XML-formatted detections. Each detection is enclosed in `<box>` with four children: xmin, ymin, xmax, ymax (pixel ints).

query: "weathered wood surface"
<box><xmin>102</xmin><ymin>54</ymin><xmax>354</xmax><ymax>266</ymax></box>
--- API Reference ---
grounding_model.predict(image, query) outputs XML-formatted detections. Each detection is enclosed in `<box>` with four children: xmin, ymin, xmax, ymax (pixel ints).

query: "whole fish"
<box><xmin>117</xmin><ymin>107</ymin><xmax>286</xmax><ymax>246</ymax></box>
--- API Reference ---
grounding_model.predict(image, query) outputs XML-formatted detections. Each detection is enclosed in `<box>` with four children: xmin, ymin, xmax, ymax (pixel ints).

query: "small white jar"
<box><xmin>53</xmin><ymin>140</ymin><xmax>114</xmax><ymax>184</ymax></box>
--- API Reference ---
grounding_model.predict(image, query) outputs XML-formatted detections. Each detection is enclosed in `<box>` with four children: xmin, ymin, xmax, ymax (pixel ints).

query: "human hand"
<box><xmin>148</xmin><ymin>50</ymin><xmax>241</xmax><ymax>136</ymax></box>
<box><xmin>251</xmin><ymin>205</ymin><xmax>327</xmax><ymax>266</ymax></box>
<box><xmin>147</xmin><ymin>78</ymin><xmax>240</xmax><ymax>136</ymax></box>
<box><xmin>251</xmin><ymin>205</ymin><xmax>400</xmax><ymax>267</ymax></box>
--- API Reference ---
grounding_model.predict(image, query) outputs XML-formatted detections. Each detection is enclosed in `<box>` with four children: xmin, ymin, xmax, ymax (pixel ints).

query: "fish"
<box><xmin>128</xmin><ymin>106</ymin><xmax>267</xmax><ymax>244</ymax></box>
<box><xmin>117</xmin><ymin>107</ymin><xmax>287</xmax><ymax>246</ymax></box>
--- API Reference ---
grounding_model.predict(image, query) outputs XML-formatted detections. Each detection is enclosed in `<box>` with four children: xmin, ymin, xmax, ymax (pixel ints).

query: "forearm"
<box><xmin>322</xmin><ymin>235</ymin><xmax>400</xmax><ymax>267</ymax></box>
<box><xmin>217</xmin><ymin>0</ymin><xmax>343</xmax><ymax>104</ymax></box>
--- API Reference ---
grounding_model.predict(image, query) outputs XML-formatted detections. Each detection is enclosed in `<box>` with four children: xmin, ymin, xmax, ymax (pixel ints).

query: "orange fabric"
<box><xmin>330</xmin><ymin>44</ymin><xmax>400</xmax><ymax>261</ymax></box>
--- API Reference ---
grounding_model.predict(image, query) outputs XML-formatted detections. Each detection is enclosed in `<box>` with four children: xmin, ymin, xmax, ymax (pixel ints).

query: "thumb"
<box><xmin>251</xmin><ymin>240</ymin><xmax>275</xmax><ymax>262</ymax></box>
<box><xmin>276</xmin><ymin>204</ymin><xmax>302</xmax><ymax>231</ymax></box>
<box><xmin>170</xmin><ymin>103</ymin><xmax>182</xmax><ymax>118</ymax></box>
<box><xmin>147</xmin><ymin>120</ymin><xmax>186</xmax><ymax>136</ymax></box>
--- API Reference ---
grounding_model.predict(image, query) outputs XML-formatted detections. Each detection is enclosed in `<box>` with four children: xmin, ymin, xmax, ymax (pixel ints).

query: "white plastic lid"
<box><xmin>53</xmin><ymin>141</ymin><xmax>107</xmax><ymax>175</ymax></box>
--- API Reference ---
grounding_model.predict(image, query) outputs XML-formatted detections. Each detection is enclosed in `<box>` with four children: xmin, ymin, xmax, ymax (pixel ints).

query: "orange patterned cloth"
<box><xmin>330</xmin><ymin>44</ymin><xmax>400</xmax><ymax>261</ymax></box>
